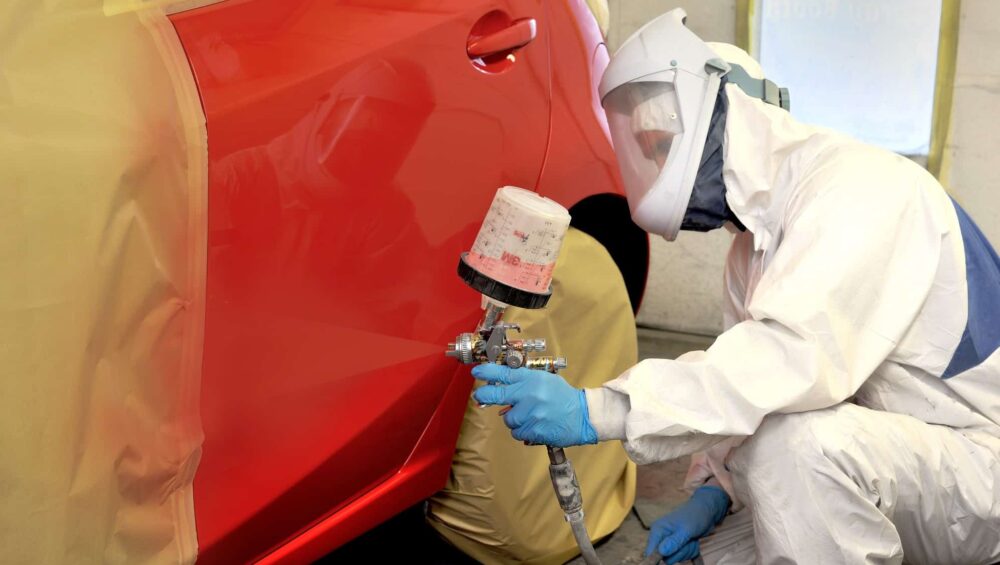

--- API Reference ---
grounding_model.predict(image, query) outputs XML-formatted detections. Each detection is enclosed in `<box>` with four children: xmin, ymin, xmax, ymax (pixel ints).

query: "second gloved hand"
<box><xmin>645</xmin><ymin>485</ymin><xmax>731</xmax><ymax>563</ymax></box>
<box><xmin>472</xmin><ymin>364</ymin><xmax>599</xmax><ymax>447</ymax></box>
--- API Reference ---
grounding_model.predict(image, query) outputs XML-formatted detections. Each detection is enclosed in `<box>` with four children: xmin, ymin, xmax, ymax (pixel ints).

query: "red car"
<box><xmin>167</xmin><ymin>0</ymin><xmax>647</xmax><ymax>562</ymax></box>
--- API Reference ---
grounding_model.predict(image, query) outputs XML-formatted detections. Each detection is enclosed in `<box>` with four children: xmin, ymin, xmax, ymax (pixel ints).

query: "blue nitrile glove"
<box><xmin>471</xmin><ymin>364</ymin><xmax>599</xmax><ymax>447</ymax></box>
<box><xmin>644</xmin><ymin>485</ymin><xmax>731</xmax><ymax>563</ymax></box>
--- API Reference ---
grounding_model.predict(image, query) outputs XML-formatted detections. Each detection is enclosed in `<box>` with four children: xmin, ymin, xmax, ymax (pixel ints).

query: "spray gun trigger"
<box><xmin>483</xmin><ymin>322</ymin><xmax>507</xmax><ymax>364</ymax></box>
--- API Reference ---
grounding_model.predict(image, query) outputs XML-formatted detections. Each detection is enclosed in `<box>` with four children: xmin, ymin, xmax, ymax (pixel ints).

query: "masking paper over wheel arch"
<box><xmin>427</xmin><ymin>228</ymin><xmax>638</xmax><ymax>564</ymax></box>
<box><xmin>0</xmin><ymin>1</ymin><xmax>207</xmax><ymax>563</ymax></box>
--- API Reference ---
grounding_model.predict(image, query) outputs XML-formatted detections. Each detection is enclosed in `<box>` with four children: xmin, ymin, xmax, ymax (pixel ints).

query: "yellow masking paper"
<box><xmin>0</xmin><ymin>1</ymin><xmax>206</xmax><ymax>562</ymax></box>
<box><xmin>428</xmin><ymin>228</ymin><xmax>638</xmax><ymax>564</ymax></box>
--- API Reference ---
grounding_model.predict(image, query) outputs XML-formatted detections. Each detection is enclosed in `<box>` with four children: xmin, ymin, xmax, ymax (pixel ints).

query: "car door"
<box><xmin>168</xmin><ymin>0</ymin><xmax>551</xmax><ymax>561</ymax></box>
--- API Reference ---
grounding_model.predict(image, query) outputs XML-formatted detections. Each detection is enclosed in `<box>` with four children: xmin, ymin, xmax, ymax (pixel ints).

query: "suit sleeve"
<box><xmin>586</xmin><ymin>163</ymin><xmax>946</xmax><ymax>464</ymax></box>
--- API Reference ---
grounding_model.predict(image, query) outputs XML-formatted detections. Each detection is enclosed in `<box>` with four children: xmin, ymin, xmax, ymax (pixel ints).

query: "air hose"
<box><xmin>546</xmin><ymin>446</ymin><xmax>602</xmax><ymax>565</ymax></box>
<box><xmin>548</xmin><ymin>444</ymin><xmax>668</xmax><ymax>565</ymax></box>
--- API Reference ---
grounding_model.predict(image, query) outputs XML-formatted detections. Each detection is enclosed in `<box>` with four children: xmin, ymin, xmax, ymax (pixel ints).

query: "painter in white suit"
<box><xmin>472</xmin><ymin>8</ymin><xmax>1000</xmax><ymax>565</ymax></box>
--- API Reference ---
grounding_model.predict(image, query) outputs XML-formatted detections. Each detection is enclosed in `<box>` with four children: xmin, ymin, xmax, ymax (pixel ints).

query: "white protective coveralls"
<box><xmin>589</xmin><ymin>9</ymin><xmax>1000</xmax><ymax>565</ymax></box>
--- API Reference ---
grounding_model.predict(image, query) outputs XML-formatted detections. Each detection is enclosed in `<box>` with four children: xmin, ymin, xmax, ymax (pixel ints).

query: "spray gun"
<box><xmin>446</xmin><ymin>303</ymin><xmax>565</xmax><ymax>371</ymax></box>
<box><xmin>445</xmin><ymin>186</ymin><xmax>603</xmax><ymax>565</ymax></box>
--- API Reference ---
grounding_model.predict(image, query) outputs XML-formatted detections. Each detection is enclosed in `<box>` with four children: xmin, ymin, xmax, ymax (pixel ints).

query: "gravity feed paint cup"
<box><xmin>458</xmin><ymin>186</ymin><xmax>571</xmax><ymax>310</ymax></box>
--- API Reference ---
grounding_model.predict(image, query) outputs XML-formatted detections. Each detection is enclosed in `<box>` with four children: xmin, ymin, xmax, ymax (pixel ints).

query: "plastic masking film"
<box><xmin>584</xmin><ymin>0</ymin><xmax>610</xmax><ymax>38</ymax></box>
<box><xmin>0</xmin><ymin>1</ymin><xmax>207</xmax><ymax>563</ymax></box>
<box><xmin>428</xmin><ymin>228</ymin><xmax>638</xmax><ymax>565</ymax></box>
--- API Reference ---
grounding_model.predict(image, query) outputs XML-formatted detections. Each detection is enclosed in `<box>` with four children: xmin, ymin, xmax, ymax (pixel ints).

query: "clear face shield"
<box><xmin>603</xmin><ymin>81</ymin><xmax>684</xmax><ymax>212</ymax></box>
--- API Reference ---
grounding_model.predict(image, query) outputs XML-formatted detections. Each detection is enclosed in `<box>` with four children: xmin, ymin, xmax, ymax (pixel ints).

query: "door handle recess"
<box><xmin>467</xmin><ymin>18</ymin><xmax>537</xmax><ymax>59</ymax></box>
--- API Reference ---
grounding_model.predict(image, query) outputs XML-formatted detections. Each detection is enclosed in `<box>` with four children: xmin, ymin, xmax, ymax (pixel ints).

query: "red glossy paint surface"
<box><xmin>535</xmin><ymin>0</ymin><xmax>624</xmax><ymax>210</ymax></box>
<box><xmin>258</xmin><ymin>363</ymin><xmax>471</xmax><ymax>565</ymax></box>
<box><xmin>168</xmin><ymin>0</ymin><xmax>621</xmax><ymax>561</ymax></box>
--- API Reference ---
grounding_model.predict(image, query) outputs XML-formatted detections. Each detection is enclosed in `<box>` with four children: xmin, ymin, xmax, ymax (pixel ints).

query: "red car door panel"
<box><xmin>169</xmin><ymin>0</ymin><xmax>550</xmax><ymax>561</ymax></box>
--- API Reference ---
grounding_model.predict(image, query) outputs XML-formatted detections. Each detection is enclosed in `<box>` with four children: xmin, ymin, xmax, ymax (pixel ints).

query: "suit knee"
<box><xmin>729</xmin><ymin>404</ymin><xmax>862</xmax><ymax>489</ymax></box>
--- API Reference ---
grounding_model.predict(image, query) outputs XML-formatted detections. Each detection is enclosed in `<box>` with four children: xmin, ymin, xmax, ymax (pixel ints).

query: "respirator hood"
<box><xmin>599</xmin><ymin>8</ymin><xmax>729</xmax><ymax>240</ymax></box>
<box><xmin>599</xmin><ymin>10</ymin><xmax>790</xmax><ymax>240</ymax></box>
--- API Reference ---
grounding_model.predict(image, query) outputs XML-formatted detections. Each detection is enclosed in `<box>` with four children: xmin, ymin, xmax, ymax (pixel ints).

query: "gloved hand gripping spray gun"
<box><xmin>445</xmin><ymin>186</ymin><xmax>603</xmax><ymax>565</ymax></box>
